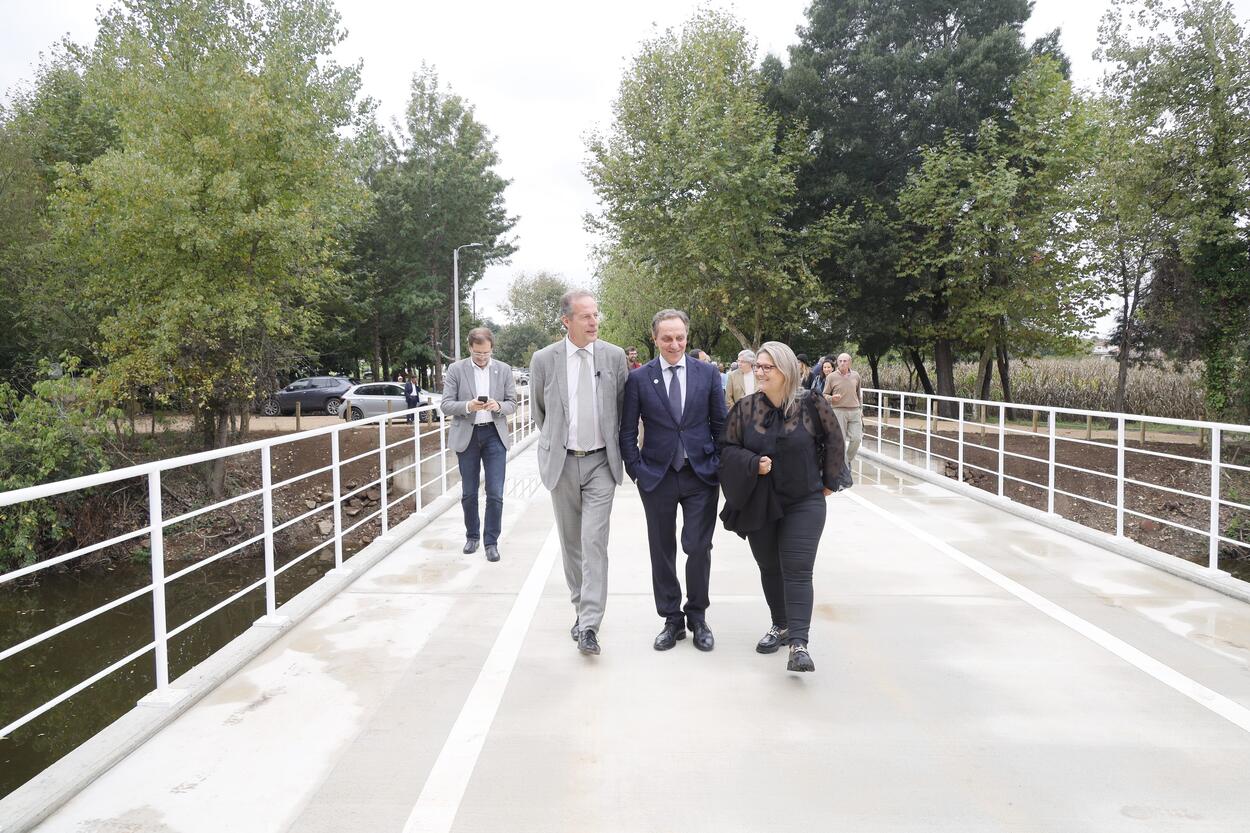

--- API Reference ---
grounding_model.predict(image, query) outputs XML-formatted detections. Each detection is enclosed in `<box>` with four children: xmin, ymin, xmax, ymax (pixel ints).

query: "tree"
<box><xmin>585</xmin><ymin>10</ymin><xmax>841</xmax><ymax>351</ymax></box>
<box><xmin>47</xmin><ymin>0</ymin><xmax>369</xmax><ymax>496</ymax></box>
<box><xmin>1083</xmin><ymin>96</ymin><xmax>1174</xmax><ymax>411</ymax></box>
<box><xmin>353</xmin><ymin>66</ymin><xmax>517</xmax><ymax>383</ymax></box>
<box><xmin>898</xmin><ymin>58</ymin><xmax>1100</xmax><ymax>407</ymax></box>
<box><xmin>775</xmin><ymin>0</ymin><xmax>1036</xmax><ymax>397</ymax></box>
<box><xmin>1101</xmin><ymin>0</ymin><xmax>1250</xmax><ymax>418</ymax></box>
<box><xmin>501</xmin><ymin>271</ymin><xmax>571</xmax><ymax>341</ymax></box>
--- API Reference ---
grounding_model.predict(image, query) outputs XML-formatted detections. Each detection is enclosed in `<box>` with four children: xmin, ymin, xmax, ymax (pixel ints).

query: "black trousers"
<box><xmin>638</xmin><ymin>466</ymin><xmax>718</xmax><ymax>627</ymax></box>
<box><xmin>746</xmin><ymin>493</ymin><xmax>826</xmax><ymax>644</ymax></box>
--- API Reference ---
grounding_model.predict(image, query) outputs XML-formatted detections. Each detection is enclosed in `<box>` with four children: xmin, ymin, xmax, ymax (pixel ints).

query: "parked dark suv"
<box><xmin>261</xmin><ymin>376</ymin><xmax>354</xmax><ymax>416</ymax></box>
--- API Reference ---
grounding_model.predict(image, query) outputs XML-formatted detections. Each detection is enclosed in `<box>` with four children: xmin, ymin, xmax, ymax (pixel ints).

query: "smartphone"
<box><xmin>477</xmin><ymin>395</ymin><xmax>489</xmax><ymax>403</ymax></box>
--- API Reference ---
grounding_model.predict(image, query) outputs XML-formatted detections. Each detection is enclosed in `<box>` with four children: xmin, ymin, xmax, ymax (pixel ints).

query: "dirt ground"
<box><xmin>871</xmin><ymin>422</ymin><xmax>1250</xmax><ymax>581</ymax></box>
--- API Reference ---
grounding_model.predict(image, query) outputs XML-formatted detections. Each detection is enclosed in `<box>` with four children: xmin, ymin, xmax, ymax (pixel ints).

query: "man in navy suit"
<box><xmin>620</xmin><ymin>309</ymin><xmax>727</xmax><ymax>652</ymax></box>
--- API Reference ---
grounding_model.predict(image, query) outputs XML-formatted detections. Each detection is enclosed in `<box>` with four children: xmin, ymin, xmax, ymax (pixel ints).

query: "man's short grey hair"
<box><xmin>560</xmin><ymin>289</ymin><xmax>597</xmax><ymax>319</ymax></box>
<box><xmin>651</xmin><ymin>308</ymin><xmax>690</xmax><ymax>334</ymax></box>
<box><xmin>737</xmin><ymin>349</ymin><xmax>757</xmax><ymax>364</ymax></box>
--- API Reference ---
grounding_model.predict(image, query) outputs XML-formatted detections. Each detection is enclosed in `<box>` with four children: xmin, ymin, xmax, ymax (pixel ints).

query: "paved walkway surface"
<box><xmin>29</xmin><ymin>450</ymin><xmax>1250</xmax><ymax>832</ymax></box>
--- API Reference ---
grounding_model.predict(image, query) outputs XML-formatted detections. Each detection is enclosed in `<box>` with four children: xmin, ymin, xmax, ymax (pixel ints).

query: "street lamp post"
<box><xmin>453</xmin><ymin>242</ymin><xmax>484</xmax><ymax>361</ymax></box>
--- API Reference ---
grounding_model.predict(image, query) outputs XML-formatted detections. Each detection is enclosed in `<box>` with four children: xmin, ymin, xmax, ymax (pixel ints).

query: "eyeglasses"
<box><xmin>470</xmin><ymin>350</ymin><xmax>492</xmax><ymax>359</ymax></box>
<box><xmin>753</xmin><ymin>363</ymin><xmax>776</xmax><ymax>374</ymax></box>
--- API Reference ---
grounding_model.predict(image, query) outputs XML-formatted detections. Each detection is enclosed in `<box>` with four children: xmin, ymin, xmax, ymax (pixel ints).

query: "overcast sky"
<box><xmin>4</xmin><ymin>0</ymin><xmax>1245</xmax><ymax>324</ymax></box>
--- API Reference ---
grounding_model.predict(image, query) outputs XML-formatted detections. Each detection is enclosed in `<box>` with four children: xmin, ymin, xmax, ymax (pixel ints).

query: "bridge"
<box><xmin>2</xmin><ymin>391</ymin><xmax>1250</xmax><ymax>831</ymax></box>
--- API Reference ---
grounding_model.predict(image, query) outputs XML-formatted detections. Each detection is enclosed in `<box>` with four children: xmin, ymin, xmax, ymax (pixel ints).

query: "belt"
<box><xmin>567</xmin><ymin>447</ymin><xmax>605</xmax><ymax>457</ymax></box>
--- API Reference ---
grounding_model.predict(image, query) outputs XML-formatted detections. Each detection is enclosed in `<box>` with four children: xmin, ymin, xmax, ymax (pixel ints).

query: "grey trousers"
<box><xmin>833</xmin><ymin>407</ymin><xmax>863</xmax><ymax>465</ymax></box>
<box><xmin>551</xmin><ymin>452</ymin><xmax>617</xmax><ymax>632</ymax></box>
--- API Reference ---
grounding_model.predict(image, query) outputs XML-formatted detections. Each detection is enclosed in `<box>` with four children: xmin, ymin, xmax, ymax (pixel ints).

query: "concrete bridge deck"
<box><xmin>23</xmin><ymin>449</ymin><xmax>1250</xmax><ymax>832</ymax></box>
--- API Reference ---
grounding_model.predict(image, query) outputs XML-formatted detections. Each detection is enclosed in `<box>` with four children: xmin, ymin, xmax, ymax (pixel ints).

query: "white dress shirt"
<box><xmin>660</xmin><ymin>355</ymin><xmax>688</xmax><ymax>412</ymax></box>
<box><xmin>471</xmin><ymin>360</ymin><xmax>493</xmax><ymax>424</ymax></box>
<box><xmin>565</xmin><ymin>337</ymin><xmax>604</xmax><ymax>451</ymax></box>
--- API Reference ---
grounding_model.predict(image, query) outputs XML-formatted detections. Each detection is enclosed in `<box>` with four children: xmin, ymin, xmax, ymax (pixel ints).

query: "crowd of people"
<box><xmin>439</xmin><ymin>289</ymin><xmax>861</xmax><ymax>674</ymax></box>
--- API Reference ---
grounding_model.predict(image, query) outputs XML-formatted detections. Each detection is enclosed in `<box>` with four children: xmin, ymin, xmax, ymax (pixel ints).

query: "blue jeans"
<box><xmin>458</xmin><ymin>424</ymin><xmax>507</xmax><ymax>546</ymax></box>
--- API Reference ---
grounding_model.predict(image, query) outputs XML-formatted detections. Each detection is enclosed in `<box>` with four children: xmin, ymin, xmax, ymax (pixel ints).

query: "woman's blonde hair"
<box><xmin>757</xmin><ymin>341</ymin><xmax>802</xmax><ymax>415</ymax></box>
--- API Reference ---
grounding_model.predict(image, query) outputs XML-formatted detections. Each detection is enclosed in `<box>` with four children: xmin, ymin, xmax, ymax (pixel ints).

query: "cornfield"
<box><xmin>872</xmin><ymin>357</ymin><xmax>1206</xmax><ymax>421</ymax></box>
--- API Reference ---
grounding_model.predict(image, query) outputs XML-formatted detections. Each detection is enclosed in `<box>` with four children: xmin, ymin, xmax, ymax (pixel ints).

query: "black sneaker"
<box><xmin>787</xmin><ymin>642</ymin><xmax>815</xmax><ymax>673</ymax></box>
<box><xmin>756</xmin><ymin>625</ymin><xmax>788</xmax><ymax>654</ymax></box>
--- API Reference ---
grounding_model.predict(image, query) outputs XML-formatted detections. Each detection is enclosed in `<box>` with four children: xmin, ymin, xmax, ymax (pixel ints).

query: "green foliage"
<box><xmin>898</xmin><ymin>58</ymin><xmax>1100</xmax><ymax>359</ymax></box>
<box><xmin>1100</xmin><ymin>0</ymin><xmax>1250</xmax><ymax>419</ymax></box>
<box><xmin>586</xmin><ymin>10</ymin><xmax>843</xmax><ymax>350</ymax></box>
<box><xmin>46</xmin><ymin>0</ymin><xmax>370</xmax><ymax>450</ymax></box>
<box><xmin>502</xmin><ymin>271</ymin><xmax>571</xmax><ymax>341</ymax></box>
<box><xmin>0</xmin><ymin>361</ymin><xmax>120</xmax><ymax>569</ymax></box>
<box><xmin>351</xmin><ymin>65</ymin><xmax>517</xmax><ymax>374</ymax></box>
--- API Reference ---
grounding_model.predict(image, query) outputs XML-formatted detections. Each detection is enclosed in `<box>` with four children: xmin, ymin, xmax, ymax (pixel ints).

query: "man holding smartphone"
<box><xmin>440</xmin><ymin>327</ymin><xmax>518</xmax><ymax>562</ymax></box>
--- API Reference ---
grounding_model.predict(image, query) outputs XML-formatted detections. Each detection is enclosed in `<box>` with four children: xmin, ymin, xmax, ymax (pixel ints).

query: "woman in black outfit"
<box><xmin>719</xmin><ymin>341</ymin><xmax>849</xmax><ymax>672</ymax></box>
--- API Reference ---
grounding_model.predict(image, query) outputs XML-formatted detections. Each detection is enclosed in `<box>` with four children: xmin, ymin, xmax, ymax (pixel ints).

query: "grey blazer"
<box><xmin>529</xmin><ymin>338</ymin><xmax>628</xmax><ymax>490</ymax></box>
<box><xmin>440</xmin><ymin>358</ymin><xmax>518</xmax><ymax>453</ymax></box>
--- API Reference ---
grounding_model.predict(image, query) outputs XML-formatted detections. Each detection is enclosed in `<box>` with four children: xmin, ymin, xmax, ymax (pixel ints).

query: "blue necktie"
<box><xmin>669</xmin><ymin>365</ymin><xmax>685</xmax><ymax>470</ymax></box>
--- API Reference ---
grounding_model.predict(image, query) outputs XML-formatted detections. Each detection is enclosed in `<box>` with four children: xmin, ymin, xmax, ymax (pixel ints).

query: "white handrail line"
<box><xmin>864</xmin><ymin>388</ymin><xmax>1248</xmax><ymax>433</ymax></box>
<box><xmin>341</xmin><ymin>475</ymin><xmax>384</xmax><ymax>503</ymax></box>
<box><xmin>0</xmin><ymin>525</ymin><xmax>152</xmax><ymax>587</ymax></box>
<box><xmin>271</xmin><ymin>501</ymin><xmax>332</xmax><ymax>537</ymax></box>
<box><xmin>0</xmin><ymin>583</ymin><xmax>154</xmax><ymax>663</ymax></box>
<box><xmin>272</xmin><ymin>539</ymin><xmax>333</xmax><ymax>580</ymax></box>
<box><xmin>1053</xmin><ymin>486</ymin><xmax>1118</xmax><ymax>512</ymax></box>
<box><xmin>1121</xmin><ymin>475</ymin><xmax>1209</xmax><ymax>504</ymax></box>
<box><xmin>0</xmin><ymin>404</ymin><xmax>441</xmax><ymax>508</ymax></box>
<box><xmin>1053</xmin><ymin>460</ymin><xmax>1119</xmax><ymax>481</ymax></box>
<box><xmin>271</xmin><ymin>463</ymin><xmax>335</xmax><ymax>493</ymax></box>
<box><xmin>162</xmin><ymin>487</ymin><xmax>263</xmax><ymax>529</ymax></box>
<box><xmin>1219</xmin><ymin>496</ymin><xmax>1250</xmax><ymax>513</ymax></box>
<box><xmin>0</xmin><ymin>642</ymin><xmax>155</xmax><ymax>740</ymax></box>
<box><xmin>1126</xmin><ymin>444</ymin><xmax>1215</xmax><ymax>466</ymax></box>
<box><xmin>340</xmin><ymin>446</ymin><xmax>382</xmax><ymax>468</ymax></box>
<box><xmin>1122</xmin><ymin>506</ymin><xmax>1212</xmax><ymax>540</ymax></box>
<box><xmin>387</xmin><ymin>488</ymin><xmax>418</xmax><ymax>511</ymax></box>
<box><xmin>166</xmin><ymin>575</ymin><xmax>270</xmax><ymax>640</ymax></box>
<box><xmin>341</xmin><ymin>506</ymin><xmax>384</xmax><ymax>538</ymax></box>
<box><xmin>163</xmin><ymin>531</ymin><xmax>266</xmax><ymax>583</ymax></box>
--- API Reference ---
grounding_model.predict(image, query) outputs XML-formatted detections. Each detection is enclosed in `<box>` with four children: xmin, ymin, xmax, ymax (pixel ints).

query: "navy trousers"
<box><xmin>458</xmin><ymin>424</ymin><xmax>507</xmax><ymax>546</ymax></box>
<box><xmin>637</xmin><ymin>466</ymin><xmax>718</xmax><ymax>627</ymax></box>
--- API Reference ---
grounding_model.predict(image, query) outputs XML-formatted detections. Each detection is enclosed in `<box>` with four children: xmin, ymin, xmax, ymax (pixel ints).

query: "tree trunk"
<box><xmin>239</xmin><ymin>404</ymin><xmax>250</xmax><ymax>440</ymax></box>
<box><xmin>721</xmin><ymin>317</ymin><xmax>753</xmax><ymax>351</ymax></box>
<box><xmin>934</xmin><ymin>338</ymin><xmax>956</xmax><ymax>418</ymax></box>
<box><xmin>996</xmin><ymin>340</ymin><xmax>1013</xmax><ymax>419</ymax></box>
<box><xmin>974</xmin><ymin>343</ymin><xmax>994</xmax><ymax>401</ymax></box>
<box><xmin>431</xmin><ymin>321</ymin><xmax>444</xmax><ymax>388</ymax></box>
<box><xmin>382</xmin><ymin>341</ymin><xmax>392</xmax><ymax>382</ymax></box>
<box><xmin>370</xmin><ymin>314</ymin><xmax>383</xmax><ymax>382</ymax></box>
<box><xmin>866</xmin><ymin>353</ymin><xmax>881</xmax><ymax>390</ymax></box>
<box><xmin>908</xmin><ymin>348</ymin><xmax>934</xmax><ymax>394</ymax></box>
<box><xmin>1115</xmin><ymin>292</ymin><xmax>1134</xmax><ymax>414</ymax></box>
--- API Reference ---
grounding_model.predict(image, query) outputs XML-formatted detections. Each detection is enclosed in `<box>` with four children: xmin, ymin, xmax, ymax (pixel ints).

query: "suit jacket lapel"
<box><xmin>650</xmin><ymin>359</ymin><xmax>679</xmax><ymax>424</ymax></box>
<box><xmin>554</xmin><ymin>343</ymin><xmax>570</xmax><ymax>419</ymax></box>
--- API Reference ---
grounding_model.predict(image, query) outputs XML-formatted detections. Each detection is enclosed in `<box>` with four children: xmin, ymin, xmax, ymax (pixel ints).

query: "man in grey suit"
<box><xmin>441</xmin><ymin>327</ymin><xmax>518</xmax><ymax>563</ymax></box>
<box><xmin>530</xmin><ymin>289</ymin><xmax>628</xmax><ymax>656</ymax></box>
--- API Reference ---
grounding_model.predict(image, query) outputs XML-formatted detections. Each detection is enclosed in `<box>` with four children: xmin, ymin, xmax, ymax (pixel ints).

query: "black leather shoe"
<box><xmin>463</xmin><ymin>538</ymin><xmax>479</xmax><ymax>554</ymax></box>
<box><xmin>570</xmin><ymin>620</ymin><xmax>580</xmax><ymax>641</ymax></box>
<box><xmin>653</xmin><ymin>622</ymin><xmax>687</xmax><ymax>651</ymax></box>
<box><xmin>484</xmin><ymin>545</ymin><xmax>500</xmax><ymax>562</ymax></box>
<box><xmin>578</xmin><ymin>628</ymin><xmax>600</xmax><ymax>656</ymax></box>
<box><xmin>756</xmin><ymin>625</ymin><xmax>788</xmax><ymax>654</ymax></box>
<box><xmin>787</xmin><ymin>642</ymin><xmax>815</xmax><ymax>672</ymax></box>
<box><xmin>691</xmin><ymin>622</ymin><xmax>715</xmax><ymax>652</ymax></box>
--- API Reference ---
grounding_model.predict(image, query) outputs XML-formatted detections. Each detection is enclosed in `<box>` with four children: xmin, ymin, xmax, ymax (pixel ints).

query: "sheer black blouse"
<box><xmin>723</xmin><ymin>390</ymin><xmax>848</xmax><ymax>502</ymax></box>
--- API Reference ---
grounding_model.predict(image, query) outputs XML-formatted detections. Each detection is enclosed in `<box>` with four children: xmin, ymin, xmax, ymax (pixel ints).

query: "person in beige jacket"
<box><xmin>823</xmin><ymin>352</ymin><xmax>863</xmax><ymax>464</ymax></box>
<box><xmin>724</xmin><ymin>349</ymin><xmax>757</xmax><ymax>410</ymax></box>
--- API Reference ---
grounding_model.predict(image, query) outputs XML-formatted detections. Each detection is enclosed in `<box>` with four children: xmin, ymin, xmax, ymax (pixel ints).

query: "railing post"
<box><xmin>147</xmin><ymin>471</ymin><xmax>170</xmax><ymax>690</ymax></box>
<box><xmin>331</xmin><ymin>431</ymin><xmax>343</xmax><ymax>569</ymax></box>
<box><xmin>1210</xmin><ymin>427</ymin><xmax>1222</xmax><ymax>571</ymax></box>
<box><xmin>876</xmin><ymin>393</ymin><xmax>883</xmax><ymax>453</ymax></box>
<box><xmin>379</xmin><ymin>417</ymin><xmax>388</xmax><ymax>534</ymax></box>
<box><xmin>898</xmin><ymin>393</ymin><xmax>906</xmax><ymax>461</ymax></box>
<box><xmin>998</xmin><ymin>404</ymin><xmax>1006</xmax><ymax>498</ymax></box>
<box><xmin>1047</xmin><ymin>410</ymin><xmax>1056</xmax><ymax>514</ymax></box>
<box><xmin>924</xmin><ymin>394</ymin><xmax>932</xmax><ymax>472</ymax></box>
<box><xmin>261</xmin><ymin>445</ymin><xmax>276</xmax><ymax>616</ymax></box>
<box><xmin>439</xmin><ymin>411</ymin><xmax>448</xmax><ymax>493</ymax></box>
<box><xmin>414</xmin><ymin>414</ymin><xmax>423</xmax><ymax>512</ymax></box>
<box><xmin>957</xmin><ymin>402</ymin><xmax>964</xmax><ymax>482</ymax></box>
<box><xmin>1116</xmin><ymin>417</ymin><xmax>1126</xmax><ymax>537</ymax></box>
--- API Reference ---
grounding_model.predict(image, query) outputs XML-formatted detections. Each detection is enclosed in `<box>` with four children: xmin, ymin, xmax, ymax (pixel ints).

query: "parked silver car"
<box><xmin>341</xmin><ymin>383</ymin><xmax>442</xmax><ymax>422</ymax></box>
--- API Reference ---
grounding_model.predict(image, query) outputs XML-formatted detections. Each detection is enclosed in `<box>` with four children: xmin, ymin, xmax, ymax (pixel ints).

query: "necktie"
<box><xmin>577</xmin><ymin>349</ymin><xmax>595</xmax><ymax>450</ymax></box>
<box><xmin>669</xmin><ymin>365</ymin><xmax>685</xmax><ymax>470</ymax></box>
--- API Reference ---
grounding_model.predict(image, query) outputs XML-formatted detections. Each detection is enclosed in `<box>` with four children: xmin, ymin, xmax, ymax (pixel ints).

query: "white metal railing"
<box><xmin>0</xmin><ymin>390</ymin><xmax>535</xmax><ymax>740</ymax></box>
<box><xmin>860</xmin><ymin>388</ymin><xmax>1250</xmax><ymax>575</ymax></box>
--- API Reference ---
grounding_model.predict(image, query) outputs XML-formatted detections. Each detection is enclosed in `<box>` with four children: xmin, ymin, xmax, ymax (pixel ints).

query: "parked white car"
<box><xmin>340</xmin><ymin>383</ymin><xmax>442</xmax><ymax>422</ymax></box>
